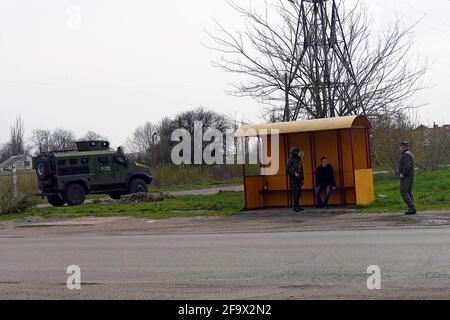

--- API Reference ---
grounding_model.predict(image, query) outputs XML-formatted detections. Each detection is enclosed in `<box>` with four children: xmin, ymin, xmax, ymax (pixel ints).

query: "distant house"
<box><xmin>416</xmin><ymin>123</ymin><xmax>450</xmax><ymax>146</ymax></box>
<box><xmin>416</xmin><ymin>124</ymin><xmax>431</xmax><ymax>146</ymax></box>
<box><xmin>416</xmin><ymin>124</ymin><xmax>429</xmax><ymax>132</ymax></box>
<box><xmin>0</xmin><ymin>154</ymin><xmax>33</xmax><ymax>173</ymax></box>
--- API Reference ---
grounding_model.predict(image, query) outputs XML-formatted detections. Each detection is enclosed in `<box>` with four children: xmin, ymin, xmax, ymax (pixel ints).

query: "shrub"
<box><xmin>0</xmin><ymin>189</ymin><xmax>38</xmax><ymax>215</ymax></box>
<box><xmin>150</xmin><ymin>164</ymin><xmax>243</xmax><ymax>187</ymax></box>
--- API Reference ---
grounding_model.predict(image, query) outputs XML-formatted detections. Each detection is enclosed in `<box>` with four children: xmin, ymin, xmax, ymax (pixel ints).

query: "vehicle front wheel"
<box><xmin>46</xmin><ymin>194</ymin><xmax>66</xmax><ymax>207</ymax></box>
<box><xmin>64</xmin><ymin>183</ymin><xmax>86</xmax><ymax>206</ymax></box>
<box><xmin>128</xmin><ymin>178</ymin><xmax>148</xmax><ymax>194</ymax></box>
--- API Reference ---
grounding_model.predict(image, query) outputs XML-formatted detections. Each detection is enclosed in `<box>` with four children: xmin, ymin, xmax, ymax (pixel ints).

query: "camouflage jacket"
<box><xmin>286</xmin><ymin>155</ymin><xmax>304</xmax><ymax>181</ymax></box>
<box><xmin>399</xmin><ymin>150</ymin><xmax>415</xmax><ymax>178</ymax></box>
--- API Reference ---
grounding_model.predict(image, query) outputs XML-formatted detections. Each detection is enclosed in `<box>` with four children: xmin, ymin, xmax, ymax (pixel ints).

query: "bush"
<box><xmin>0</xmin><ymin>189</ymin><xmax>38</xmax><ymax>215</ymax></box>
<box><xmin>371</xmin><ymin>112</ymin><xmax>450</xmax><ymax>175</ymax></box>
<box><xmin>418</xmin><ymin>127</ymin><xmax>450</xmax><ymax>171</ymax></box>
<box><xmin>151</xmin><ymin>164</ymin><xmax>243</xmax><ymax>187</ymax></box>
<box><xmin>371</xmin><ymin>113</ymin><xmax>422</xmax><ymax>176</ymax></box>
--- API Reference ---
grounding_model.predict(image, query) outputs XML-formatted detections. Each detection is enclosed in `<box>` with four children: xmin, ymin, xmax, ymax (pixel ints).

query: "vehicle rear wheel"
<box><xmin>128</xmin><ymin>178</ymin><xmax>148</xmax><ymax>194</ymax></box>
<box><xmin>109</xmin><ymin>193</ymin><xmax>124</xmax><ymax>200</ymax></box>
<box><xmin>46</xmin><ymin>194</ymin><xmax>66</xmax><ymax>207</ymax></box>
<box><xmin>64</xmin><ymin>183</ymin><xmax>86</xmax><ymax>206</ymax></box>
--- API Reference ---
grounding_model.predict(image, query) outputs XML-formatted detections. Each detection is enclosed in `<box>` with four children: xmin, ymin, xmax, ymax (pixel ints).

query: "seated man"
<box><xmin>315</xmin><ymin>157</ymin><xmax>336</xmax><ymax>208</ymax></box>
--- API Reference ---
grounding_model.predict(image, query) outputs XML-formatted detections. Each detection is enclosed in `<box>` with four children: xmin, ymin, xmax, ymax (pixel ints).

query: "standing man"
<box><xmin>398</xmin><ymin>141</ymin><xmax>417</xmax><ymax>215</ymax></box>
<box><xmin>286</xmin><ymin>146</ymin><xmax>304</xmax><ymax>212</ymax></box>
<box><xmin>315</xmin><ymin>157</ymin><xmax>337</xmax><ymax>208</ymax></box>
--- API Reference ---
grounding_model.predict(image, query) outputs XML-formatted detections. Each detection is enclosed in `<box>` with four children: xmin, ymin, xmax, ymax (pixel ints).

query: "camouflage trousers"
<box><xmin>400</xmin><ymin>177</ymin><xmax>416</xmax><ymax>210</ymax></box>
<box><xmin>290</xmin><ymin>177</ymin><xmax>303</xmax><ymax>209</ymax></box>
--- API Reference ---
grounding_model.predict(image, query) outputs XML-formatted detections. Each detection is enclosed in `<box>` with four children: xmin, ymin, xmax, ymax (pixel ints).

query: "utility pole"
<box><xmin>12</xmin><ymin>163</ymin><xmax>17</xmax><ymax>197</ymax></box>
<box><xmin>284</xmin><ymin>73</ymin><xmax>290</xmax><ymax>122</ymax></box>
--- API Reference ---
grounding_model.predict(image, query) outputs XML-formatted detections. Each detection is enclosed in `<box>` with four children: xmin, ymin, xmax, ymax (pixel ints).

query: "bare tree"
<box><xmin>420</xmin><ymin>126</ymin><xmax>450</xmax><ymax>171</ymax></box>
<box><xmin>31</xmin><ymin>129</ymin><xmax>51</xmax><ymax>154</ymax></box>
<box><xmin>172</xmin><ymin>108</ymin><xmax>231</xmax><ymax>138</ymax></box>
<box><xmin>207</xmin><ymin>0</ymin><xmax>429</xmax><ymax>121</ymax></box>
<box><xmin>49</xmin><ymin>128</ymin><xmax>77</xmax><ymax>151</ymax></box>
<box><xmin>127</xmin><ymin>122</ymin><xmax>160</xmax><ymax>154</ymax></box>
<box><xmin>8</xmin><ymin>116</ymin><xmax>25</xmax><ymax>156</ymax></box>
<box><xmin>170</xmin><ymin>107</ymin><xmax>232</xmax><ymax>164</ymax></box>
<box><xmin>156</xmin><ymin>117</ymin><xmax>178</xmax><ymax>164</ymax></box>
<box><xmin>127</xmin><ymin>108</ymin><xmax>232</xmax><ymax>165</ymax></box>
<box><xmin>0</xmin><ymin>144</ymin><xmax>10</xmax><ymax>163</ymax></box>
<box><xmin>371</xmin><ymin>110</ymin><xmax>424</xmax><ymax>176</ymax></box>
<box><xmin>127</xmin><ymin>122</ymin><xmax>160</xmax><ymax>165</ymax></box>
<box><xmin>81</xmin><ymin>131</ymin><xmax>107</xmax><ymax>141</ymax></box>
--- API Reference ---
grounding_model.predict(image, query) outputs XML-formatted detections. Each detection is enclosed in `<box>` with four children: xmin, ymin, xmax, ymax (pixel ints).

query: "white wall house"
<box><xmin>0</xmin><ymin>154</ymin><xmax>33</xmax><ymax>173</ymax></box>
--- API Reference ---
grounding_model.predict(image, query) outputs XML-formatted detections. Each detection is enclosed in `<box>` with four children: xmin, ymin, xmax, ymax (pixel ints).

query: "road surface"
<box><xmin>1</xmin><ymin>228</ymin><xmax>449</xmax><ymax>299</ymax></box>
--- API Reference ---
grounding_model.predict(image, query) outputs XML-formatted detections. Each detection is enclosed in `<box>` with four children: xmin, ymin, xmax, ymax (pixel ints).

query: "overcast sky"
<box><xmin>0</xmin><ymin>0</ymin><xmax>449</xmax><ymax>147</ymax></box>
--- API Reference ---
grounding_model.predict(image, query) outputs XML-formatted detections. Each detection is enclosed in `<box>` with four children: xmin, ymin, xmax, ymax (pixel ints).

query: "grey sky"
<box><xmin>0</xmin><ymin>0</ymin><xmax>449</xmax><ymax>147</ymax></box>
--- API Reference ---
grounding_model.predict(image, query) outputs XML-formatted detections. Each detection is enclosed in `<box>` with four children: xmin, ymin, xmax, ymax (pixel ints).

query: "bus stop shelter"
<box><xmin>235</xmin><ymin>115</ymin><xmax>374</xmax><ymax>210</ymax></box>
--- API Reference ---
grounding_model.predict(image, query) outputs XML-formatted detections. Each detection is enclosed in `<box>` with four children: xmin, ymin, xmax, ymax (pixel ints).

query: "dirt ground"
<box><xmin>2</xmin><ymin>183</ymin><xmax>449</xmax><ymax>237</ymax></box>
<box><xmin>1</xmin><ymin>207</ymin><xmax>450</xmax><ymax>238</ymax></box>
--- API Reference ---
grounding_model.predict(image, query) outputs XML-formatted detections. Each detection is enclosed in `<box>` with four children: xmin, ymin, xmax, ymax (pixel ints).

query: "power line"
<box><xmin>369</xmin><ymin>0</ymin><xmax>450</xmax><ymax>40</ymax></box>
<box><xmin>368</xmin><ymin>0</ymin><xmax>450</xmax><ymax>68</ymax></box>
<box><xmin>398</xmin><ymin>0</ymin><xmax>450</xmax><ymax>30</ymax></box>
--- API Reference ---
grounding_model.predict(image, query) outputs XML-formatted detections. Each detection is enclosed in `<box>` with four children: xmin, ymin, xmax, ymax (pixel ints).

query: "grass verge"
<box><xmin>0</xmin><ymin>191</ymin><xmax>245</xmax><ymax>222</ymax></box>
<box><xmin>359</xmin><ymin>168</ymin><xmax>450</xmax><ymax>212</ymax></box>
<box><xmin>2</xmin><ymin>169</ymin><xmax>449</xmax><ymax>222</ymax></box>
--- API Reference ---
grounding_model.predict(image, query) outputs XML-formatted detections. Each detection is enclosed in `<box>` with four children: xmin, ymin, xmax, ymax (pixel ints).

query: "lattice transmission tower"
<box><xmin>286</xmin><ymin>0</ymin><xmax>363</xmax><ymax>119</ymax></box>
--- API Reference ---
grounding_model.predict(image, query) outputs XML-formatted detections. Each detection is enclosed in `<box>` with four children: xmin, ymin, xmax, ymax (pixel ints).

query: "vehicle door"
<box><xmin>112</xmin><ymin>154</ymin><xmax>129</xmax><ymax>186</ymax></box>
<box><xmin>95</xmin><ymin>156</ymin><xmax>113</xmax><ymax>186</ymax></box>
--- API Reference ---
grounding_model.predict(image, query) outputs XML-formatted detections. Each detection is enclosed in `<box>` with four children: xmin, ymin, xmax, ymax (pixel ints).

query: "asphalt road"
<box><xmin>1</xmin><ymin>228</ymin><xmax>449</xmax><ymax>299</ymax></box>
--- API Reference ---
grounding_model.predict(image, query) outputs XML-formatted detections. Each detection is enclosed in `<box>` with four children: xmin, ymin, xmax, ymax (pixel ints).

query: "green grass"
<box><xmin>0</xmin><ymin>191</ymin><xmax>244</xmax><ymax>222</ymax></box>
<box><xmin>359</xmin><ymin>168</ymin><xmax>450</xmax><ymax>212</ymax></box>
<box><xmin>2</xmin><ymin>168</ymin><xmax>449</xmax><ymax>222</ymax></box>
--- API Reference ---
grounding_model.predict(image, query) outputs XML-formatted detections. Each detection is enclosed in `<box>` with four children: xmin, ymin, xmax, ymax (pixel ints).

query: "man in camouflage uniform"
<box><xmin>398</xmin><ymin>141</ymin><xmax>417</xmax><ymax>215</ymax></box>
<box><xmin>286</xmin><ymin>147</ymin><xmax>305</xmax><ymax>212</ymax></box>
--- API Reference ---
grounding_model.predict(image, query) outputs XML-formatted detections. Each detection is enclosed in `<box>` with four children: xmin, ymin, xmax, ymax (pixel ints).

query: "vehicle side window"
<box><xmin>58</xmin><ymin>160</ymin><xmax>66</xmax><ymax>166</ymax></box>
<box><xmin>113</xmin><ymin>156</ymin><xmax>128</xmax><ymax>166</ymax></box>
<box><xmin>98</xmin><ymin>157</ymin><xmax>109</xmax><ymax>165</ymax></box>
<box><xmin>70</xmin><ymin>159</ymin><xmax>77</xmax><ymax>165</ymax></box>
<box><xmin>81</xmin><ymin>158</ymin><xmax>89</xmax><ymax>164</ymax></box>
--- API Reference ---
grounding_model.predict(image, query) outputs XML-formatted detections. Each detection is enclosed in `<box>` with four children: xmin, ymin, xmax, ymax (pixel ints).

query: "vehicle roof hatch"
<box><xmin>76</xmin><ymin>141</ymin><xmax>110</xmax><ymax>152</ymax></box>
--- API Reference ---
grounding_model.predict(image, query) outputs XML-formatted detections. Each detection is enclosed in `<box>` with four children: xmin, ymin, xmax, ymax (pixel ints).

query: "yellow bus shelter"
<box><xmin>235</xmin><ymin>115</ymin><xmax>374</xmax><ymax>210</ymax></box>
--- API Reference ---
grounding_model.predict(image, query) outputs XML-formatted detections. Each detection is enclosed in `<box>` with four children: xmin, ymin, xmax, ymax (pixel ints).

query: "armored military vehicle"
<box><xmin>33</xmin><ymin>141</ymin><xmax>153</xmax><ymax>206</ymax></box>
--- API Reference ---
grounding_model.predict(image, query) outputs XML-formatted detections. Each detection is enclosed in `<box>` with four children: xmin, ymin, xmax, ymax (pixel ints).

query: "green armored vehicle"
<box><xmin>33</xmin><ymin>141</ymin><xmax>153</xmax><ymax>206</ymax></box>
